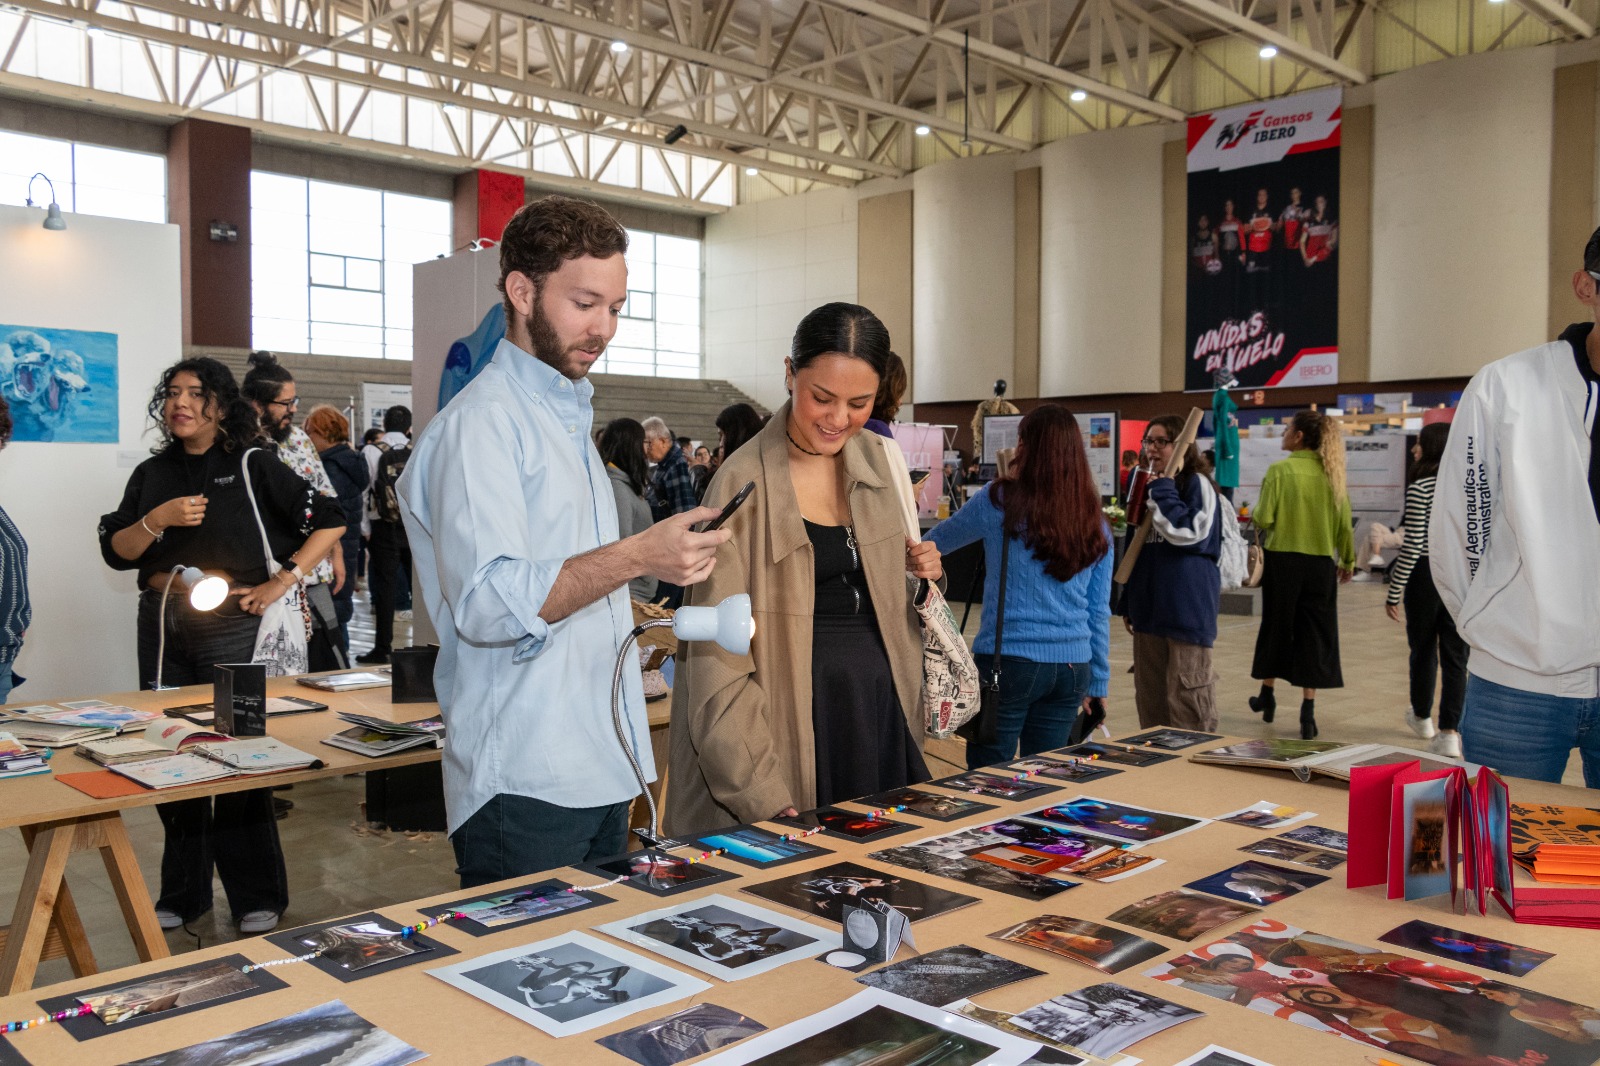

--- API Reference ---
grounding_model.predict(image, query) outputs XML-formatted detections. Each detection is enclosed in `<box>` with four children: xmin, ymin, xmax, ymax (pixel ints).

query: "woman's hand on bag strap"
<box><xmin>237</xmin><ymin>579</ymin><xmax>286</xmax><ymax>615</ymax></box>
<box><xmin>906</xmin><ymin>537</ymin><xmax>943</xmax><ymax>581</ymax></box>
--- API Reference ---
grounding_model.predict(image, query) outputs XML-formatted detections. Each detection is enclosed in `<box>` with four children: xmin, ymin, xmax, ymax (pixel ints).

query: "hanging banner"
<box><xmin>1185</xmin><ymin>87</ymin><xmax>1341</xmax><ymax>392</ymax></box>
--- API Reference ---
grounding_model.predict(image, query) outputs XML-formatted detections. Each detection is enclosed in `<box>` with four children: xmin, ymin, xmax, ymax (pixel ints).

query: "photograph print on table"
<box><xmin>1213</xmin><ymin>801</ymin><xmax>1316</xmax><ymax>830</ymax></box>
<box><xmin>264</xmin><ymin>912</ymin><xmax>455</xmax><ymax>982</ymax></box>
<box><xmin>1048</xmin><ymin>742</ymin><xmax>1176</xmax><ymax>768</ymax></box>
<box><xmin>1184</xmin><ymin>861</ymin><xmax>1328</xmax><ymax>906</ymax></box>
<box><xmin>990</xmin><ymin>916</ymin><xmax>1168</xmax><ymax>974</ymax></box>
<box><xmin>854</xmin><ymin>945</ymin><xmax>1046</xmax><ymax>1007</ymax></box>
<box><xmin>596</xmin><ymin>894</ymin><xmax>840</xmax><ymax>981</ymax></box>
<box><xmin>926</xmin><ymin>771</ymin><xmax>1061</xmax><ymax>801</ymax></box>
<box><xmin>868</xmin><ymin>839</ymin><xmax>1081</xmax><ymax>902</ymax></box>
<box><xmin>1105</xmin><ymin>889</ymin><xmax>1260</xmax><ymax>941</ymax></box>
<box><xmin>690</xmin><ymin>824</ymin><xmax>832</xmax><ymax>869</ymax></box>
<box><xmin>1025</xmin><ymin>796</ymin><xmax>1209</xmax><ymax>845</ymax></box>
<box><xmin>1116</xmin><ymin>728</ymin><xmax>1224</xmax><ymax>750</ymax></box>
<box><xmin>1277</xmin><ymin>824</ymin><xmax>1348</xmax><ymax>852</ymax></box>
<box><xmin>45</xmin><ymin>955</ymin><xmax>286</xmax><ymax>1040</ymax></box>
<box><xmin>428</xmin><ymin>931</ymin><xmax>711</xmax><ymax>1038</ymax></box>
<box><xmin>1145</xmin><ymin>917</ymin><xmax>1600</xmax><ymax>1066</ymax></box>
<box><xmin>115</xmin><ymin>1000</ymin><xmax>425</xmax><ymax>1066</ymax></box>
<box><xmin>1378</xmin><ymin>919</ymin><xmax>1554</xmax><ymax>978</ymax></box>
<box><xmin>1236</xmin><ymin>838</ymin><xmax>1345</xmax><ymax>870</ymax></box>
<box><xmin>596</xmin><ymin>1003</ymin><xmax>767</xmax><ymax>1066</ymax></box>
<box><xmin>1171</xmin><ymin>1045</ymin><xmax>1280</xmax><ymax>1066</ymax></box>
<box><xmin>1063</xmin><ymin>848</ymin><xmax>1166</xmax><ymax>882</ymax></box>
<box><xmin>856</xmin><ymin>787</ymin><xmax>1000</xmax><ymax>823</ymax></box>
<box><xmin>418</xmin><ymin>878</ymin><xmax>612</xmax><ymax>936</ymax></box>
<box><xmin>741</xmin><ymin>860</ymin><xmax>979</xmax><ymax>925</ymax></box>
<box><xmin>1009</xmin><ymin>982</ymin><xmax>1203</xmax><ymax>1058</ymax></box>
<box><xmin>581</xmin><ymin>849</ymin><xmax>740</xmax><ymax>897</ymax></box>
<box><xmin>778</xmin><ymin>807</ymin><xmax>917</xmax><ymax>843</ymax></box>
<box><xmin>695</xmin><ymin>988</ymin><xmax>1039</xmax><ymax>1065</ymax></box>
<box><xmin>0</xmin><ymin>1038</ymin><xmax>27</xmax><ymax>1066</ymax></box>
<box><xmin>1001</xmin><ymin>756</ymin><xmax>1123</xmax><ymax>787</ymax></box>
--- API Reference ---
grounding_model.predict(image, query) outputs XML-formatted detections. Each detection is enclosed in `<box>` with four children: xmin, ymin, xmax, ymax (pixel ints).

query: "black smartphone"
<box><xmin>698</xmin><ymin>481</ymin><xmax>756</xmax><ymax>532</ymax></box>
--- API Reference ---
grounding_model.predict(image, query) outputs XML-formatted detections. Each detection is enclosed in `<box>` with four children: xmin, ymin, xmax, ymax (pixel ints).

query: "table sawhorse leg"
<box><xmin>0</xmin><ymin>813</ymin><xmax>169</xmax><ymax>994</ymax></box>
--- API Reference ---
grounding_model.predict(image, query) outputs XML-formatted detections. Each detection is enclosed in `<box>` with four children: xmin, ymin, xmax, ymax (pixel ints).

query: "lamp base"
<box><xmin>632</xmin><ymin>827</ymin><xmax>682</xmax><ymax>851</ymax></box>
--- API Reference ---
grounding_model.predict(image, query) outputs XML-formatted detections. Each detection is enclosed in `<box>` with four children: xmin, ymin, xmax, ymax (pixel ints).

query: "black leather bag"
<box><xmin>389</xmin><ymin>644</ymin><xmax>439</xmax><ymax>704</ymax></box>
<box><xmin>956</xmin><ymin>535</ymin><xmax>1009</xmax><ymax>748</ymax></box>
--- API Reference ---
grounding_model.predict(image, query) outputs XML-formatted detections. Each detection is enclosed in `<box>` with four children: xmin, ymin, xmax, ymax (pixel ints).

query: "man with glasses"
<box><xmin>1431</xmin><ymin>227</ymin><xmax>1600</xmax><ymax>786</ymax></box>
<box><xmin>242</xmin><ymin>351</ymin><xmax>347</xmax><ymax>674</ymax></box>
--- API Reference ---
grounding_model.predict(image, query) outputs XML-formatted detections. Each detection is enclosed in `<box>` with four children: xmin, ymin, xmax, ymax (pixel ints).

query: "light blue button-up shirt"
<box><xmin>397</xmin><ymin>339</ymin><xmax>650</xmax><ymax>834</ymax></box>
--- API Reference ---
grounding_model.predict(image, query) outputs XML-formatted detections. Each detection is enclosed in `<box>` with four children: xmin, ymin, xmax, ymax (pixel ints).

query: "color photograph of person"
<box><xmin>1184</xmin><ymin>861</ymin><xmax>1328</xmax><ymax>906</ymax></box>
<box><xmin>1107</xmin><ymin>889</ymin><xmax>1259</xmax><ymax>942</ymax></box>
<box><xmin>1028</xmin><ymin>797</ymin><xmax>1207</xmax><ymax>844</ymax></box>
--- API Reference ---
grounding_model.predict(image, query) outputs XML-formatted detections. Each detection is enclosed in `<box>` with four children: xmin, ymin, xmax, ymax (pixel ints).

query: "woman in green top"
<box><xmin>1247</xmin><ymin>410</ymin><xmax>1355</xmax><ymax>739</ymax></box>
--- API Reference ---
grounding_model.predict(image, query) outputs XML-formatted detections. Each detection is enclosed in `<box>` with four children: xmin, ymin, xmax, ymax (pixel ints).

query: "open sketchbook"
<box><xmin>1190</xmin><ymin>738</ymin><xmax>1473</xmax><ymax>782</ymax></box>
<box><xmin>107</xmin><ymin>720</ymin><xmax>322</xmax><ymax>789</ymax></box>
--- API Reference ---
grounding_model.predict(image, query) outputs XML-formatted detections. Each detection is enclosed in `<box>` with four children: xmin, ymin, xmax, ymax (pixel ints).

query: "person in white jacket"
<box><xmin>1431</xmin><ymin>227</ymin><xmax>1600</xmax><ymax>785</ymax></box>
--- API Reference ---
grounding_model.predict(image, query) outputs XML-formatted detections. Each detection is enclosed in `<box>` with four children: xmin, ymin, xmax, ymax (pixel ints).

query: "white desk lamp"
<box><xmin>152</xmin><ymin>565</ymin><xmax>230</xmax><ymax>691</ymax></box>
<box><xmin>611</xmin><ymin>594</ymin><xmax>754</xmax><ymax>850</ymax></box>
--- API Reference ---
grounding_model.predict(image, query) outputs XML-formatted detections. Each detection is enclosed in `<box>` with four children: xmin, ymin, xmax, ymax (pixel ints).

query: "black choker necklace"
<box><xmin>785</xmin><ymin>426</ymin><xmax>824</xmax><ymax>456</ymax></box>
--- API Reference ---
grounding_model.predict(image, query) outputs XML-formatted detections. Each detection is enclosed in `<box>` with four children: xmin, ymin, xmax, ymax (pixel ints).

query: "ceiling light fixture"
<box><xmin>745</xmin><ymin>166</ymin><xmax>758</xmax><ymax>175</ymax></box>
<box><xmin>663</xmin><ymin>124</ymin><xmax>688</xmax><ymax>145</ymax></box>
<box><xmin>1070</xmin><ymin>89</ymin><xmax>1088</xmax><ymax>102</ymax></box>
<box><xmin>610</xmin><ymin>39</ymin><xmax>628</xmax><ymax>53</ymax></box>
<box><xmin>1259</xmin><ymin>44</ymin><xmax>1279</xmax><ymax>58</ymax></box>
<box><xmin>914</xmin><ymin>124</ymin><xmax>930</xmax><ymax>136</ymax></box>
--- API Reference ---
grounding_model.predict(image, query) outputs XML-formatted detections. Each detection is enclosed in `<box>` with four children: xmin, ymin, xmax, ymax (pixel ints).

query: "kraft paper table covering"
<box><xmin>1</xmin><ymin>748</ymin><xmax>1594</xmax><ymax>1066</ymax></box>
<box><xmin>0</xmin><ymin>678</ymin><xmax>673</xmax><ymax>829</ymax></box>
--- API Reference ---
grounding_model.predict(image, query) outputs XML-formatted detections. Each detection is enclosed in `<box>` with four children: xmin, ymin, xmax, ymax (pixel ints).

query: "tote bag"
<box><xmin>241</xmin><ymin>448</ymin><xmax>311</xmax><ymax>677</ymax></box>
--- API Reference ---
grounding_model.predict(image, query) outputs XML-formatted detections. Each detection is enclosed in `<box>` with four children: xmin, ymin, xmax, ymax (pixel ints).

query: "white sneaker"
<box><xmin>1366</xmin><ymin>554</ymin><xmax>1386</xmax><ymax>568</ymax></box>
<box><xmin>1350</xmin><ymin>571</ymin><xmax>1373</xmax><ymax>582</ymax></box>
<box><xmin>154</xmin><ymin>908</ymin><xmax>184</xmax><ymax>930</ymax></box>
<box><xmin>238</xmin><ymin>910</ymin><xmax>281</xmax><ymax>934</ymax></box>
<box><xmin>1404</xmin><ymin>708</ymin><xmax>1437</xmax><ymax>740</ymax></box>
<box><xmin>1430</xmin><ymin>732</ymin><xmax>1463</xmax><ymax>759</ymax></box>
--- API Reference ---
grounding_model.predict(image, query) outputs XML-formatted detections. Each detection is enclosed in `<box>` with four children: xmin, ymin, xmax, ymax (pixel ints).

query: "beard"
<box><xmin>525</xmin><ymin>292</ymin><xmax>603</xmax><ymax>380</ymax></box>
<box><xmin>265</xmin><ymin>415</ymin><xmax>293</xmax><ymax>444</ymax></box>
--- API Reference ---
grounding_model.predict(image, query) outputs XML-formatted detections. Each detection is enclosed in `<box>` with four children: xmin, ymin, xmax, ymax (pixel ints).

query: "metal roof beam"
<box><xmin>1508</xmin><ymin>0</ymin><xmax>1593</xmax><ymax>37</ymax></box>
<box><xmin>1156</xmin><ymin>0</ymin><xmax>1368</xmax><ymax>82</ymax></box>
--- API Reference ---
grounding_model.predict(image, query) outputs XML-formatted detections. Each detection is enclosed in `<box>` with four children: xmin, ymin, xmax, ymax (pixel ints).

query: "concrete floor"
<box><xmin>2</xmin><ymin>576</ymin><xmax>1583</xmax><ymax>988</ymax></box>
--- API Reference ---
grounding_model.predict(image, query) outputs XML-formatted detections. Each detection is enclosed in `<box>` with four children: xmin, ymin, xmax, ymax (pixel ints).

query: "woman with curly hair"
<box><xmin>1247</xmin><ymin>409</ymin><xmax>1355</xmax><ymax>739</ymax></box>
<box><xmin>98</xmin><ymin>356</ymin><xmax>345</xmax><ymax>934</ymax></box>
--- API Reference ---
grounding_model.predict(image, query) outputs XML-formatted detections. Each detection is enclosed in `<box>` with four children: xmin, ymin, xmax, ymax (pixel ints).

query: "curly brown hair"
<box><xmin>497</xmin><ymin>195</ymin><xmax>629</xmax><ymax>318</ymax></box>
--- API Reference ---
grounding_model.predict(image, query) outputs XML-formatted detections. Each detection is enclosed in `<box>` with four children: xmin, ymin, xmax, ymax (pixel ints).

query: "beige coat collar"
<box><xmin>758</xmin><ymin>401</ymin><xmax>887</xmax><ymax>563</ymax></box>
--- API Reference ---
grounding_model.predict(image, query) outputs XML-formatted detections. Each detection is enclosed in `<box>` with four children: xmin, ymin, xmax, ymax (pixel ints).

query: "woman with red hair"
<box><xmin>928</xmin><ymin>404</ymin><xmax>1112</xmax><ymax>768</ymax></box>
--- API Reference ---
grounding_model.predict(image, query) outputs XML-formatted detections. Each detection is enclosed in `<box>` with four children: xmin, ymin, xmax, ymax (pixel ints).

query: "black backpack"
<box><xmin>373</xmin><ymin>442</ymin><xmax>411</xmax><ymax>524</ymax></box>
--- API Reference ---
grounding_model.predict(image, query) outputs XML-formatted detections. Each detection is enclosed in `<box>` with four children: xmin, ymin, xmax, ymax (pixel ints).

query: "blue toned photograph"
<box><xmin>0</xmin><ymin>323</ymin><xmax>119</xmax><ymax>442</ymax></box>
<box><xmin>697</xmin><ymin>824</ymin><xmax>827</xmax><ymax>868</ymax></box>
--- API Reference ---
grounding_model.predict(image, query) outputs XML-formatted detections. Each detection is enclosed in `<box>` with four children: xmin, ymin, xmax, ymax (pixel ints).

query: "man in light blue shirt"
<box><xmin>399</xmin><ymin>196</ymin><xmax>730</xmax><ymax>887</ymax></box>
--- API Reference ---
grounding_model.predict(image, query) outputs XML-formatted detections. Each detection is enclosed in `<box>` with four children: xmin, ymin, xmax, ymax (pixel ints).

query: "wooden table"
<box><xmin>1</xmin><ymin>744</ymin><xmax>1595</xmax><ymax>1065</ymax></box>
<box><xmin>0</xmin><ymin>678</ymin><xmax>675</xmax><ymax>996</ymax></box>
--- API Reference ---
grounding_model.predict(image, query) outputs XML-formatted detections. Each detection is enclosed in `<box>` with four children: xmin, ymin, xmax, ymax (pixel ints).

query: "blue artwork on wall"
<box><xmin>438</xmin><ymin>303</ymin><xmax>506</xmax><ymax>414</ymax></box>
<box><xmin>0</xmin><ymin>323</ymin><xmax>119</xmax><ymax>443</ymax></box>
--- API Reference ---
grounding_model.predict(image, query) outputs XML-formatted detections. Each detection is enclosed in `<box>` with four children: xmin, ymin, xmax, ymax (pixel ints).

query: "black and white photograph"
<box><xmin>265</xmin><ymin>912</ymin><xmax>455</xmax><ymax>982</ymax></box>
<box><xmin>854</xmin><ymin>945</ymin><xmax>1046</xmax><ymax>1007</ymax></box>
<box><xmin>1001</xmin><ymin>755</ymin><xmax>1123</xmax><ymax>786</ymax></box>
<box><xmin>1277</xmin><ymin>825</ymin><xmax>1349</xmax><ymax>853</ymax></box>
<box><xmin>115</xmin><ymin>1000</ymin><xmax>425</xmax><ymax>1066</ymax></box>
<box><xmin>857</xmin><ymin>787</ymin><xmax>999</xmax><ymax>823</ymax></box>
<box><xmin>741</xmin><ymin>861</ymin><xmax>978</xmax><ymax>925</ymax></box>
<box><xmin>927</xmin><ymin>771</ymin><xmax>1060</xmax><ymax>801</ymax></box>
<box><xmin>1010</xmin><ymin>983</ymin><xmax>1204</xmax><ymax>1058</ymax></box>
<box><xmin>1173</xmin><ymin>1045</ymin><xmax>1279</xmax><ymax>1066</ymax></box>
<box><xmin>1237</xmin><ymin>838</ymin><xmax>1345</xmax><ymax>870</ymax></box>
<box><xmin>420</xmin><ymin>878</ymin><xmax>610</xmax><ymax>935</ymax></box>
<box><xmin>596</xmin><ymin>1003</ymin><xmax>768</xmax><ymax>1066</ymax></box>
<box><xmin>1116</xmin><ymin>729</ymin><xmax>1224</xmax><ymax>750</ymax></box>
<box><xmin>694</xmin><ymin>989</ymin><xmax>1038</xmax><ymax>1065</ymax></box>
<box><xmin>428</xmin><ymin>931</ymin><xmax>710</xmax><ymax>1038</ymax></box>
<box><xmin>581</xmin><ymin>849</ymin><xmax>740</xmax><ymax>896</ymax></box>
<box><xmin>597</xmin><ymin>894</ymin><xmax>840</xmax><ymax>980</ymax></box>
<box><xmin>50</xmin><ymin>955</ymin><xmax>285</xmax><ymax>1040</ymax></box>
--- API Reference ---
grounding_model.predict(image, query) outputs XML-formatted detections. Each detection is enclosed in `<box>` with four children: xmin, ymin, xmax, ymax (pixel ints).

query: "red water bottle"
<box><xmin>1126</xmin><ymin>464</ymin><xmax>1153</xmax><ymax>526</ymax></box>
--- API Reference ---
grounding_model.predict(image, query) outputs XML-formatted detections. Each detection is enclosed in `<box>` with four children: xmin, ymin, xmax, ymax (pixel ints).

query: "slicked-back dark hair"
<box><xmin>498</xmin><ymin>195</ymin><xmax>629</xmax><ymax>317</ymax></box>
<box><xmin>241</xmin><ymin>350</ymin><xmax>293</xmax><ymax>409</ymax></box>
<box><xmin>790</xmin><ymin>302</ymin><xmax>890</xmax><ymax>378</ymax></box>
<box><xmin>147</xmin><ymin>357</ymin><xmax>261</xmax><ymax>454</ymax></box>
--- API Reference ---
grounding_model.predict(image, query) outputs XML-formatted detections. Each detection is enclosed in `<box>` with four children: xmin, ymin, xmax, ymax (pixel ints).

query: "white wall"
<box><xmin>1038</xmin><ymin>125</ymin><xmax>1166</xmax><ymax>397</ymax></box>
<box><xmin>704</xmin><ymin>187</ymin><xmax>860</xmax><ymax>409</ymax></box>
<box><xmin>411</xmin><ymin>248</ymin><xmax>503</xmax><ymax>438</ymax></box>
<box><xmin>1370</xmin><ymin>47</ymin><xmax>1555</xmax><ymax>380</ymax></box>
<box><xmin>0</xmin><ymin>207</ymin><xmax>180</xmax><ymax>700</ymax></box>
<box><xmin>912</xmin><ymin>154</ymin><xmax>1017</xmax><ymax>404</ymax></box>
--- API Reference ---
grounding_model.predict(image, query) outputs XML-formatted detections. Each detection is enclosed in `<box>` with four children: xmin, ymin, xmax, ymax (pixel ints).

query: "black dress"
<box><xmin>805</xmin><ymin>520</ymin><xmax>930</xmax><ymax>807</ymax></box>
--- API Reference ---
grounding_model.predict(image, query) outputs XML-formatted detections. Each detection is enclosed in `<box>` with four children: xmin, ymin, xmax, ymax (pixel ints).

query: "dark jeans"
<box><xmin>1403</xmin><ymin>557</ymin><xmax>1468</xmax><ymax>732</ymax></box>
<box><xmin>331</xmin><ymin>533</ymin><xmax>360</xmax><ymax>653</ymax></box>
<box><xmin>966</xmin><ymin>658</ymin><xmax>1091</xmax><ymax>770</ymax></box>
<box><xmin>136</xmin><ymin>590</ymin><xmax>289</xmax><ymax>921</ymax></box>
<box><xmin>450</xmin><ymin>793</ymin><xmax>631</xmax><ymax>890</ymax></box>
<box><xmin>367</xmin><ymin>520</ymin><xmax>410</xmax><ymax>655</ymax></box>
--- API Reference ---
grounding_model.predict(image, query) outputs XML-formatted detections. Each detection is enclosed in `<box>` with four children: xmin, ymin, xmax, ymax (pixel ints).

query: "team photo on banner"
<box><xmin>1185</xmin><ymin>87</ymin><xmax>1342</xmax><ymax>392</ymax></box>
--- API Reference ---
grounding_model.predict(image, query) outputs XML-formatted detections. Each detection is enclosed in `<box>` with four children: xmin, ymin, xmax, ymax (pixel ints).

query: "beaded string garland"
<box><xmin>0</xmin><ymin>818</ymin><xmax>863</xmax><ymax>1036</ymax></box>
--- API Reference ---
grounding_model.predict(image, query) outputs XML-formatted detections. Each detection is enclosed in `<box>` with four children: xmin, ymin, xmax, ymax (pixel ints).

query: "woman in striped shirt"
<box><xmin>1385</xmin><ymin>422</ymin><xmax>1466</xmax><ymax>758</ymax></box>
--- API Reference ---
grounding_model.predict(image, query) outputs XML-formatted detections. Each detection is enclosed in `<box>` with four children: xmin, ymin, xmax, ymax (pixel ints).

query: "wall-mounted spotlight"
<box><xmin>663</xmin><ymin>124</ymin><xmax>688</xmax><ymax>145</ymax></box>
<box><xmin>25</xmin><ymin>173</ymin><xmax>65</xmax><ymax>231</ymax></box>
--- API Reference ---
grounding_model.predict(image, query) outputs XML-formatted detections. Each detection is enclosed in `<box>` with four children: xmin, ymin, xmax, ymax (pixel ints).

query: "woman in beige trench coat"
<box><xmin>664</xmin><ymin>304</ymin><xmax>943</xmax><ymax>837</ymax></box>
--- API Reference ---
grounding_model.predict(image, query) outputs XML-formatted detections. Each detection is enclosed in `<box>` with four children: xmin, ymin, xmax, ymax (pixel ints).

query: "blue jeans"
<box><xmin>0</xmin><ymin>656</ymin><xmax>16</xmax><ymax>703</ymax></box>
<box><xmin>450</xmin><ymin>793</ymin><xmax>632</xmax><ymax>890</ymax></box>
<box><xmin>1461</xmin><ymin>674</ymin><xmax>1600</xmax><ymax>787</ymax></box>
<box><xmin>966</xmin><ymin>658</ymin><xmax>1091</xmax><ymax>770</ymax></box>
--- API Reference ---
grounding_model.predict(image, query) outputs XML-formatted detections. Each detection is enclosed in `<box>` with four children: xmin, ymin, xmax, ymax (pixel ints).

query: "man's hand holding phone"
<box><xmin>636</xmin><ymin>507</ymin><xmax>732</xmax><ymax>586</ymax></box>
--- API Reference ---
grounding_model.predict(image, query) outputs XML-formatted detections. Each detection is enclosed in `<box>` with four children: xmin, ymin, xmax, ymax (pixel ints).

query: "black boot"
<box><xmin>1248</xmin><ymin>684</ymin><xmax>1276</xmax><ymax>723</ymax></box>
<box><xmin>1299</xmin><ymin>699</ymin><xmax>1318</xmax><ymax>740</ymax></box>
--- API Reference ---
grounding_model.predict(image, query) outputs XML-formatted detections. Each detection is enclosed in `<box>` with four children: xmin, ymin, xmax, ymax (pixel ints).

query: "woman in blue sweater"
<box><xmin>1121</xmin><ymin>414</ymin><xmax>1224</xmax><ymax>732</ymax></box>
<box><xmin>928</xmin><ymin>404</ymin><xmax>1112</xmax><ymax>769</ymax></box>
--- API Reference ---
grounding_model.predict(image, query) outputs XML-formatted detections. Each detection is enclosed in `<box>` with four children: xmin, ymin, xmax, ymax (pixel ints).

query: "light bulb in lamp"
<box><xmin>672</xmin><ymin>594</ymin><xmax>755</xmax><ymax>655</ymax></box>
<box><xmin>178</xmin><ymin>567</ymin><xmax>228</xmax><ymax>611</ymax></box>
